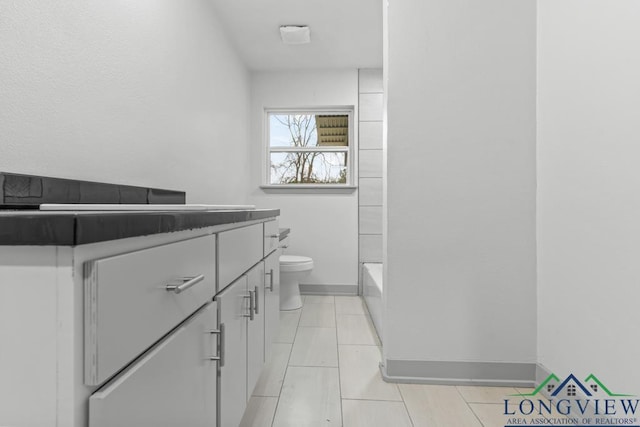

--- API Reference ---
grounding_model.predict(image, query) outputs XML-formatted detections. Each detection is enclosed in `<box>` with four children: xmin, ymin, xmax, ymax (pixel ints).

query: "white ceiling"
<box><xmin>209</xmin><ymin>0</ymin><xmax>383</xmax><ymax>70</ymax></box>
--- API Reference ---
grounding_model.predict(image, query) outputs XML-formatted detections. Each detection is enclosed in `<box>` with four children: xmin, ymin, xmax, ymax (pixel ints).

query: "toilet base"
<box><xmin>280</xmin><ymin>281</ymin><xmax>303</xmax><ymax>310</ymax></box>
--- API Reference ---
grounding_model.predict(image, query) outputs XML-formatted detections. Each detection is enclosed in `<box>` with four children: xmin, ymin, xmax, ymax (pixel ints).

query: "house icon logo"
<box><xmin>550</xmin><ymin>373</ymin><xmax>592</xmax><ymax>397</ymax></box>
<box><xmin>512</xmin><ymin>373</ymin><xmax>634</xmax><ymax>398</ymax></box>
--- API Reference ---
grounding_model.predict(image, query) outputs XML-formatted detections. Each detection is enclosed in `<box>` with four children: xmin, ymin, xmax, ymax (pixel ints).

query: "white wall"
<box><xmin>384</xmin><ymin>0</ymin><xmax>537</xmax><ymax>366</ymax></box>
<box><xmin>0</xmin><ymin>0</ymin><xmax>250</xmax><ymax>203</ymax></box>
<box><xmin>249</xmin><ymin>70</ymin><xmax>359</xmax><ymax>290</ymax></box>
<box><xmin>537</xmin><ymin>0</ymin><xmax>640</xmax><ymax>392</ymax></box>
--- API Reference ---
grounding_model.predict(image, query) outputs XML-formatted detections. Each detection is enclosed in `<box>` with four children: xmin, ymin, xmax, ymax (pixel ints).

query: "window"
<box><xmin>567</xmin><ymin>385</ymin><xmax>576</xmax><ymax>397</ymax></box>
<box><xmin>265</xmin><ymin>109</ymin><xmax>354</xmax><ymax>187</ymax></box>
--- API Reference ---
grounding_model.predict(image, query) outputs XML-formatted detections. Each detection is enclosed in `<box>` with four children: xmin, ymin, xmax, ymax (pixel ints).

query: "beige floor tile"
<box><xmin>470</xmin><ymin>403</ymin><xmax>553</xmax><ymax>427</ymax></box>
<box><xmin>342</xmin><ymin>399</ymin><xmax>413</xmax><ymax>427</ymax></box>
<box><xmin>335</xmin><ymin>296</ymin><xmax>367</xmax><ymax>315</ymax></box>
<box><xmin>289</xmin><ymin>327</ymin><xmax>338</xmax><ymax>367</ymax></box>
<box><xmin>515</xmin><ymin>387</ymin><xmax>536</xmax><ymax>395</ymax></box>
<box><xmin>252</xmin><ymin>343</ymin><xmax>292</xmax><ymax>397</ymax></box>
<box><xmin>336</xmin><ymin>314</ymin><xmax>380</xmax><ymax>345</ymax></box>
<box><xmin>338</xmin><ymin>345</ymin><xmax>402</xmax><ymax>401</ymax></box>
<box><xmin>275</xmin><ymin>309</ymin><xmax>301</xmax><ymax>343</ymax></box>
<box><xmin>272</xmin><ymin>366</ymin><xmax>342</xmax><ymax>427</ymax></box>
<box><xmin>240</xmin><ymin>396</ymin><xmax>278</xmax><ymax>427</ymax></box>
<box><xmin>457</xmin><ymin>385</ymin><xmax>519</xmax><ymax>403</ymax></box>
<box><xmin>304</xmin><ymin>295</ymin><xmax>335</xmax><ymax>304</ymax></box>
<box><xmin>299</xmin><ymin>303</ymin><xmax>336</xmax><ymax>328</ymax></box>
<box><xmin>399</xmin><ymin>384</ymin><xmax>483</xmax><ymax>427</ymax></box>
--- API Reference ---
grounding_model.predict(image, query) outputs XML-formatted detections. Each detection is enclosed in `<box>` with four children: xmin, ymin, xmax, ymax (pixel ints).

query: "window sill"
<box><xmin>259</xmin><ymin>185</ymin><xmax>357</xmax><ymax>194</ymax></box>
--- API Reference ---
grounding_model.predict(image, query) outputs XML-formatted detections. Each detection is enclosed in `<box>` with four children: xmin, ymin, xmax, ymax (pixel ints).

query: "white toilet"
<box><xmin>279</xmin><ymin>255</ymin><xmax>313</xmax><ymax>310</ymax></box>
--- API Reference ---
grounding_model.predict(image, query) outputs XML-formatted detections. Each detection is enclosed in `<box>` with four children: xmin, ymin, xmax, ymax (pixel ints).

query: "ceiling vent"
<box><xmin>280</xmin><ymin>26</ymin><xmax>311</xmax><ymax>45</ymax></box>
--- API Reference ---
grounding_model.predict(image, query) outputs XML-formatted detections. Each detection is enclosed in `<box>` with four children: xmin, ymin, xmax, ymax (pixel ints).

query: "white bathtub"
<box><xmin>362</xmin><ymin>263</ymin><xmax>383</xmax><ymax>342</ymax></box>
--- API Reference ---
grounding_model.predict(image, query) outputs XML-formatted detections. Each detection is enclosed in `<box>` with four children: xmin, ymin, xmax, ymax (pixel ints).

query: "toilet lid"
<box><xmin>280</xmin><ymin>255</ymin><xmax>313</xmax><ymax>265</ymax></box>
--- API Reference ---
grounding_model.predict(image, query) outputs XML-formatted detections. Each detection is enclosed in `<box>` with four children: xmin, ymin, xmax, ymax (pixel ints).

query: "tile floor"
<box><xmin>239</xmin><ymin>295</ymin><xmax>555</xmax><ymax>427</ymax></box>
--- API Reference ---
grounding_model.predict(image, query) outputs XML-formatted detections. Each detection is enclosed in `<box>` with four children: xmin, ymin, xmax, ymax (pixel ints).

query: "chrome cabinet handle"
<box><xmin>208</xmin><ymin>323</ymin><xmax>225</xmax><ymax>366</ymax></box>
<box><xmin>279</xmin><ymin>244</ymin><xmax>289</xmax><ymax>249</ymax></box>
<box><xmin>251</xmin><ymin>290</ymin><xmax>256</xmax><ymax>318</ymax></box>
<box><xmin>165</xmin><ymin>274</ymin><xmax>205</xmax><ymax>294</ymax></box>
<box><xmin>267</xmin><ymin>234</ymin><xmax>279</xmax><ymax>239</ymax></box>
<box><xmin>265</xmin><ymin>269</ymin><xmax>274</xmax><ymax>292</ymax></box>
<box><xmin>243</xmin><ymin>292</ymin><xmax>255</xmax><ymax>321</ymax></box>
<box><xmin>254</xmin><ymin>285</ymin><xmax>259</xmax><ymax>315</ymax></box>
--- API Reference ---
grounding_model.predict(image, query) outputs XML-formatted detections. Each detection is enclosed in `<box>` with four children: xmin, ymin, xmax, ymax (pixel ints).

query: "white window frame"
<box><xmin>262</xmin><ymin>107</ymin><xmax>356</xmax><ymax>189</ymax></box>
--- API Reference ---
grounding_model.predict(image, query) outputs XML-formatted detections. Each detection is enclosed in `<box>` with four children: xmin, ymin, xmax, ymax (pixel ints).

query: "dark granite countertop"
<box><xmin>0</xmin><ymin>209</ymin><xmax>279</xmax><ymax>246</ymax></box>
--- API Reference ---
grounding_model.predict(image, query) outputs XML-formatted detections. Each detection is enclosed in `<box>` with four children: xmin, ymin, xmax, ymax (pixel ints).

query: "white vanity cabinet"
<box><xmin>89</xmin><ymin>302</ymin><xmax>218</xmax><ymax>427</ymax></box>
<box><xmin>0</xmin><ymin>215</ymin><xmax>280</xmax><ymax>427</ymax></box>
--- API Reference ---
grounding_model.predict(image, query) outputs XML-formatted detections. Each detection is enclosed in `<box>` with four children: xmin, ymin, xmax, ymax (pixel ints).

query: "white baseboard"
<box><xmin>299</xmin><ymin>283</ymin><xmax>358</xmax><ymax>296</ymax></box>
<box><xmin>380</xmin><ymin>359</ymin><xmax>537</xmax><ymax>387</ymax></box>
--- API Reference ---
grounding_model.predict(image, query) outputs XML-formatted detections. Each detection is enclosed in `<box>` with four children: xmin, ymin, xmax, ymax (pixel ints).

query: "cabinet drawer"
<box><xmin>263</xmin><ymin>219</ymin><xmax>280</xmax><ymax>257</ymax></box>
<box><xmin>218</xmin><ymin>224</ymin><xmax>263</xmax><ymax>291</ymax></box>
<box><xmin>89</xmin><ymin>302</ymin><xmax>217</xmax><ymax>427</ymax></box>
<box><xmin>84</xmin><ymin>235</ymin><xmax>216</xmax><ymax>386</ymax></box>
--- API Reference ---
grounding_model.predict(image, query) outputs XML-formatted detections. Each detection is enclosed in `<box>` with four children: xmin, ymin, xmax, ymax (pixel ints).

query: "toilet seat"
<box><xmin>280</xmin><ymin>255</ymin><xmax>314</xmax><ymax>272</ymax></box>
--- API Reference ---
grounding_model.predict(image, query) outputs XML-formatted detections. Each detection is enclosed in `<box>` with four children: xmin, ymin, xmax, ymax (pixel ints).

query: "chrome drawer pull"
<box><xmin>254</xmin><ymin>285</ymin><xmax>259</xmax><ymax>315</ymax></box>
<box><xmin>165</xmin><ymin>274</ymin><xmax>205</xmax><ymax>294</ymax></box>
<box><xmin>267</xmin><ymin>234</ymin><xmax>279</xmax><ymax>239</ymax></box>
<box><xmin>250</xmin><ymin>290</ymin><xmax>256</xmax><ymax>320</ymax></box>
<box><xmin>243</xmin><ymin>292</ymin><xmax>255</xmax><ymax>321</ymax></box>
<box><xmin>279</xmin><ymin>244</ymin><xmax>289</xmax><ymax>249</ymax></box>
<box><xmin>220</xmin><ymin>323</ymin><xmax>225</xmax><ymax>367</ymax></box>
<box><xmin>208</xmin><ymin>323</ymin><xmax>225</xmax><ymax>366</ymax></box>
<box><xmin>265</xmin><ymin>269</ymin><xmax>274</xmax><ymax>292</ymax></box>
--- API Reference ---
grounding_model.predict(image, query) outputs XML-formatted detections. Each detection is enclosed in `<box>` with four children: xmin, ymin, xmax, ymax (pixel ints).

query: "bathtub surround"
<box><xmin>384</xmin><ymin>0</ymin><xmax>537</xmax><ymax>384</ymax></box>
<box><xmin>362</xmin><ymin>263</ymin><xmax>383</xmax><ymax>340</ymax></box>
<box><xmin>358</xmin><ymin>69</ymin><xmax>384</xmax><ymax>295</ymax></box>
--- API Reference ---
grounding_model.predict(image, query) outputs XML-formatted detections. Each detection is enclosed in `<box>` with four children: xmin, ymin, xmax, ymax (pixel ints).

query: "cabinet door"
<box><xmin>246</xmin><ymin>261</ymin><xmax>265</xmax><ymax>400</ymax></box>
<box><xmin>264</xmin><ymin>250</ymin><xmax>281</xmax><ymax>362</ymax></box>
<box><xmin>216</xmin><ymin>275</ymin><xmax>249</xmax><ymax>427</ymax></box>
<box><xmin>89</xmin><ymin>302</ymin><xmax>217</xmax><ymax>427</ymax></box>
